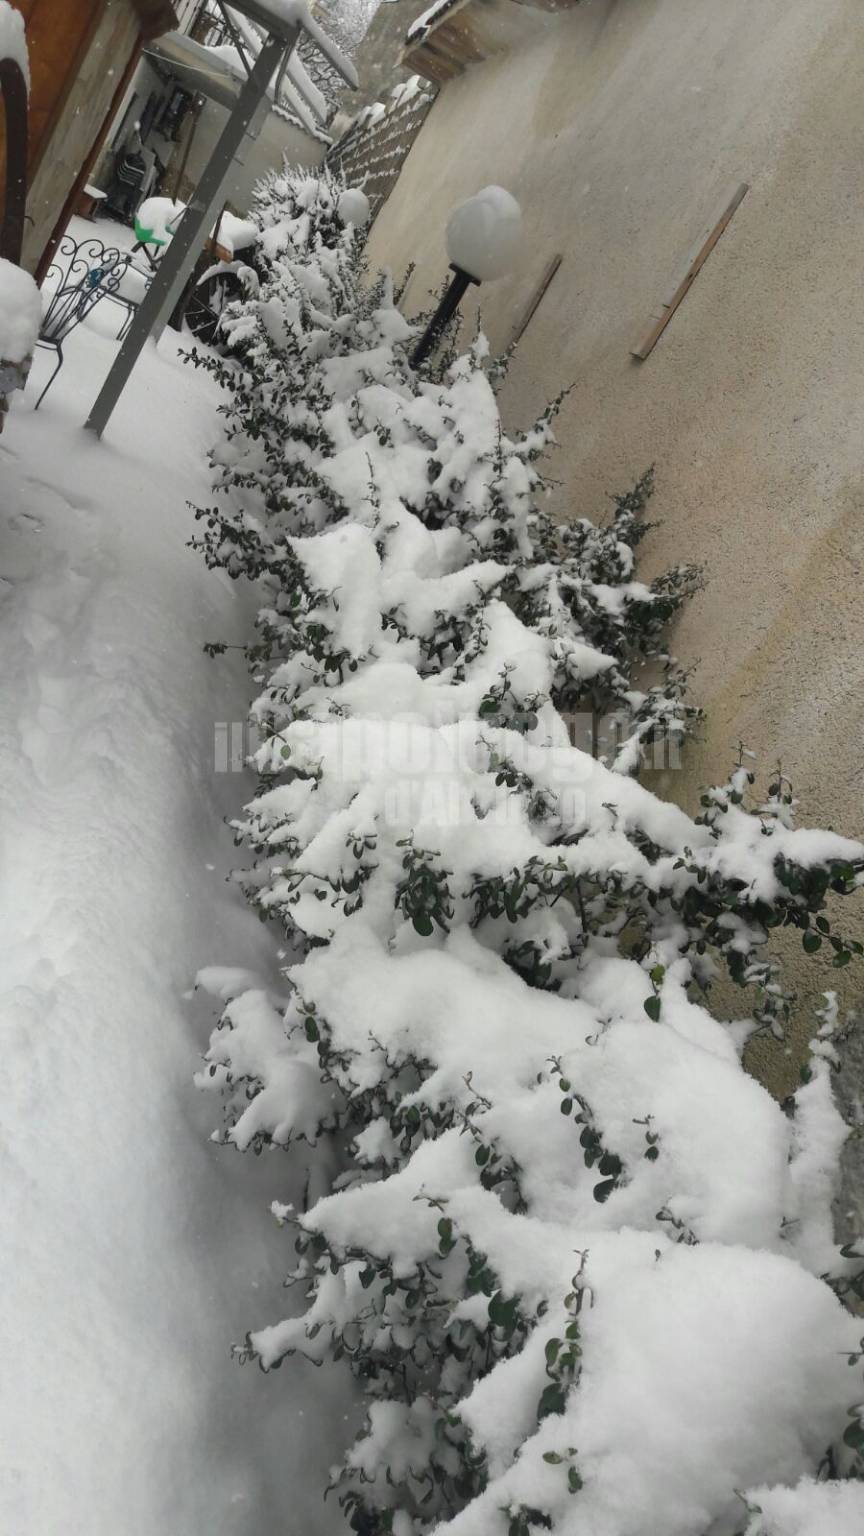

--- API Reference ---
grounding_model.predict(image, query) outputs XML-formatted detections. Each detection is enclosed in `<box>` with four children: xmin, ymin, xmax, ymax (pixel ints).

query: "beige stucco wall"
<box><xmin>177</xmin><ymin>100</ymin><xmax>326</xmax><ymax>209</ymax></box>
<box><xmin>366</xmin><ymin>0</ymin><xmax>864</xmax><ymax>1092</ymax></box>
<box><xmin>22</xmin><ymin>0</ymin><xmax>142</xmax><ymax>272</ymax></box>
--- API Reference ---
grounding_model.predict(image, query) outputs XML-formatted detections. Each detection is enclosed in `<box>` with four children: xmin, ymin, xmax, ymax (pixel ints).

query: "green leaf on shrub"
<box><xmin>593</xmin><ymin>1178</ymin><xmax>618</xmax><ymax>1203</ymax></box>
<box><xmin>488</xmin><ymin>1293</ymin><xmax>518</xmax><ymax>1331</ymax></box>
<box><xmin>643</xmin><ymin>995</ymin><xmax>661</xmax><ymax>1022</ymax></box>
<box><xmin>537</xmin><ymin>1383</ymin><xmax>567</xmax><ymax>1420</ymax></box>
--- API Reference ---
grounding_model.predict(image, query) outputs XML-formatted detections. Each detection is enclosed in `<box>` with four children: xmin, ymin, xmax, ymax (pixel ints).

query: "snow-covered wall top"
<box><xmin>407</xmin><ymin>0</ymin><xmax>461</xmax><ymax>41</ymax></box>
<box><xmin>401</xmin><ymin>0</ymin><xmax>545</xmax><ymax>84</ymax></box>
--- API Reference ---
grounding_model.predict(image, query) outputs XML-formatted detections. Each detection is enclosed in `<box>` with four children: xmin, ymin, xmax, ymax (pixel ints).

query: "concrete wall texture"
<box><xmin>365</xmin><ymin>0</ymin><xmax>864</xmax><ymax>1091</ymax></box>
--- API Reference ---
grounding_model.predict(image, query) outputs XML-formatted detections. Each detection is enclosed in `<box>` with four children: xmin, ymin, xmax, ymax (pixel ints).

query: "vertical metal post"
<box><xmin>410</xmin><ymin>266</ymin><xmax>478</xmax><ymax>369</ymax></box>
<box><xmin>85</xmin><ymin>28</ymin><xmax>290</xmax><ymax>439</ymax></box>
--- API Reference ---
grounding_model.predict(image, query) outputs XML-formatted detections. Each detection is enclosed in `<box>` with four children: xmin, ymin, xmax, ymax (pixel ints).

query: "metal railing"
<box><xmin>189</xmin><ymin>0</ymin><xmax>233</xmax><ymax>48</ymax></box>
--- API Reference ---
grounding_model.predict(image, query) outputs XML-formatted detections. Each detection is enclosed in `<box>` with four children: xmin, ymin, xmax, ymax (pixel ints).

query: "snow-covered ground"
<box><xmin>0</xmin><ymin>245</ymin><xmax>347</xmax><ymax>1533</ymax></box>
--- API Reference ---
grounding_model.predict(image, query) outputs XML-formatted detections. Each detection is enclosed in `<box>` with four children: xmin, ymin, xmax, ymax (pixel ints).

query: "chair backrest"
<box><xmin>116</xmin><ymin>154</ymin><xmax>145</xmax><ymax>189</ymax></box>
<box><xmin>40</xmin><ymin>237</ymin><xmax>129</xmax><ymax>342</ymax></box>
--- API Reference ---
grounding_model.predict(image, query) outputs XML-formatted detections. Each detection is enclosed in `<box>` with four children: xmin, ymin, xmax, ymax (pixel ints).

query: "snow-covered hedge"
<box><xmin>249</xmin><ymin>164</ymin><xmax>349</xmax><ymax>263</ymax></box>
<box><xmin>191</xmin><ymin>169</ymin><xmax>864</xmax><ymax>1536</ymax></box>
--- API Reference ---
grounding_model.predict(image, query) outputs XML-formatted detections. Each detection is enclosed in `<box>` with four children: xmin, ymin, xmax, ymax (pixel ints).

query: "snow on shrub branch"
<box><xmin>189</xmin><ymin>167</ymin><xmax>864</xmax><ymax>1536</ymax></box>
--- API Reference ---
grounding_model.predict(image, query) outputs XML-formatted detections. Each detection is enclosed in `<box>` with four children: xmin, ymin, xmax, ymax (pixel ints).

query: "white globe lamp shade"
<box><xmin>445</xmin><ymin>186</ymin><xmax>523</xmax><ymax>282</ymax></box>
<box><xmin>337</xmin><ymin>188</ymin><xmax>371</xmax><ymax>229</ymax></box>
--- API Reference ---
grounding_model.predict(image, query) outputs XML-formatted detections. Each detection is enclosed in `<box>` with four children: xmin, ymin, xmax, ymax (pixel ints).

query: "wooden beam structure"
<box><xmin>401</xmin><ymin>0</ymin><xmax>537</xmax><ymax>84</ymax></box>
<box><xmin>131</xmin><ymin>0</ymin><xmax>179</xmax><ymax>40</ymax></box>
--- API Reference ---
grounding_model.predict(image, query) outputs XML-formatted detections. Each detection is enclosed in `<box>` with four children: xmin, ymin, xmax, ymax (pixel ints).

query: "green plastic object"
<box><xmin>134</xmin><ymin>216</ymin><xmax>168</xmax><ymax>248</ymax></box>
<box><xmin>134</xmin><ymin>201</ymin><xmax>186</xmax><ymax>248</ymax></box>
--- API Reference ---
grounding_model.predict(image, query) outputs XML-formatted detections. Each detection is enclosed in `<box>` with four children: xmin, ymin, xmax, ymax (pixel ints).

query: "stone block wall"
<box><xmin>326</xmin><ymin>76</ymin><xmax>436</xmax><ymax>223</ymax></box>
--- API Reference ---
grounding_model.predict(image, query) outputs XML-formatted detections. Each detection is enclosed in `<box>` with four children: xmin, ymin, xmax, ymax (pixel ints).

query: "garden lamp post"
<box><xmin>410</xmin><ymin>185</ymin><xmax>522</xmax><ymax>368</ymax></box>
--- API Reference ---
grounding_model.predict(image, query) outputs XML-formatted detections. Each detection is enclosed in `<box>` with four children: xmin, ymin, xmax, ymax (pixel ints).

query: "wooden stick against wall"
<box><xmin>631</xmin><ymin>182</ymin><xmax>748</xmax><ymax>361</ymax></box>
<box><xmin>510</xmin><ymin>253</ymin><xmax>562</xmax><ymax>349</ymax></box>
<box><xmin>171</xmin><ymin>96</ymin><xmax>204</xmax><ymax>203</ymax></box>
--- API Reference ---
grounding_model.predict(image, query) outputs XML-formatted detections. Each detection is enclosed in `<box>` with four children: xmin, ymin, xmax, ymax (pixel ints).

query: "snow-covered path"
<box><xmin>0</xmin><ymin>303</ymin><xmax>343</xmax><ymax>1532</ymax></box>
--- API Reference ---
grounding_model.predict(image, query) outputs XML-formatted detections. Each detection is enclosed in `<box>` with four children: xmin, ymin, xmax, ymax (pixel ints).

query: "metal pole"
<box><xmin>85</xmin><ymin>28</ymin><xmax>289</xmax><ymax>439</ymax></box>
<box><xmin>410</xmin><ymin>267</ymin><xmax>477</xmax><ymax>369</ymax></box>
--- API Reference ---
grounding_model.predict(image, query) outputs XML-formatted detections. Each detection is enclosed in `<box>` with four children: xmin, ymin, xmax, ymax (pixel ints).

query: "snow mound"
<box><xmin>136</xmin><ymin>197</ymin><xmax>186</xmax><ymax>245</ymax></box>
<box><xmin>743</xmin><ymin>1477</ymin><xmax>864</xmax><ymax>1535</ymax></box>
<box><xmin>0</xmin><ymin>257</ymin><xmax>40</xmax><ymax>363</ymax></box>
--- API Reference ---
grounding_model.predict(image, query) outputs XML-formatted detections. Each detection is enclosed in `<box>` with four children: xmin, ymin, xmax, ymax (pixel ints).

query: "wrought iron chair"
<box><xmin>101</xmin><ymin>257</ymin><xmax>154</xmax><ymax>341</ymax></box>
<box><xmin>34</xmin><ymin>236</ymin><xmax>132</xmax><ymax>408</ymax></box>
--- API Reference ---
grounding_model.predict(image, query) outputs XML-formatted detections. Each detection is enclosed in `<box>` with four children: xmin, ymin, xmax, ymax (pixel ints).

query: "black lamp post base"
<box><xmin>410</xmin><ymin>265</ymin><xmax>480</xmax><ymax>369</ymax></box>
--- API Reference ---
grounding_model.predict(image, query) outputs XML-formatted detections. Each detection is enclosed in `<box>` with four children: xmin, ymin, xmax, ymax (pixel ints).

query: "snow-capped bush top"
<box><xmin>0</xmin><ymin>257</ymin><xmax>40</xmax><ymax>365</ymax></box>
<box><xmin>249</xmin><ymin>164</ymin><xmax>349</xmax><ymax>261</ymax></box>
